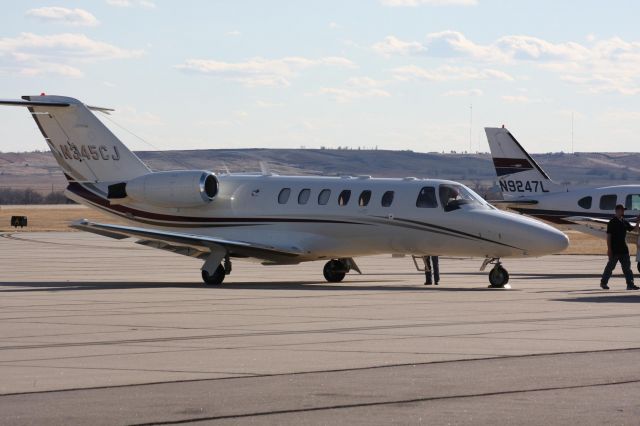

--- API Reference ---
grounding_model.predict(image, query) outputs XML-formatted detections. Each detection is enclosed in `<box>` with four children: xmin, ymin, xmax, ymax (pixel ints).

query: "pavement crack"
<box><xmin>129</xmin><ymin>378</ymin><xmax>640</xmax><ymax>425</ymax></box>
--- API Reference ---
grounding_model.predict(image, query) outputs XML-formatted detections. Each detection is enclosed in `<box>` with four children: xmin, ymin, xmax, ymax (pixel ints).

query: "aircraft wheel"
<box><xmin>323</xmin><ymin>260</ymin><xmax>346</xmax><ymax>283</ymax></box>
<box><xmin>488</xmin><ymin>265</ymin><xmax>509</xmax><ymax>288</ymax></box>
<box><xmin>202</xmin><ymin>264</ymin><xmax>226</xmax><ymax>286</ymax></box>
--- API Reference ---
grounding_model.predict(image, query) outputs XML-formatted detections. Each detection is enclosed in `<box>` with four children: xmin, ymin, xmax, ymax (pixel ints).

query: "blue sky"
<box><xmin>1</xmin><ymin>0</ymin><xmax>639</xmax><ymax>153</ymax></box>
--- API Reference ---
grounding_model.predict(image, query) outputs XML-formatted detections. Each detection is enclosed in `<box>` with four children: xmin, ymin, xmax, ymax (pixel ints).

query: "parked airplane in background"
<box><xmin>486</xmin><ymin>126</ymin><xmax>640</xmax><ymax>241</ymax></box>
<box><xmin>0</xmin><ymin>95</ymin><xmax>568</xmax><ymax>288</ymax></box>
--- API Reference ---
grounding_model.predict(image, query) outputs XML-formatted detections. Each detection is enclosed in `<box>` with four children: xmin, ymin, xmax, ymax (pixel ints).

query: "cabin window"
<box><xmin>358</xmin><ymin>190</ymin><xmax>372</xmax><ymax>207</ymax></box>
<box><xmin>298</xmin><ymin>189</ymin><xmax>311</xmax><ymax>205</ymax></box>
<box><xmin>625</xmin><ymin>194</ymin><xmax>640</xmax><ymax>211</ymax></box>
<box><xmin>338</xmin><ymin>190</ymin><xmax>351</xmax><ymax>206</ymax></box>
<box><xmin>318</xmin><ymin>189</ymin><xmax>331</xmax><ymax>205</ymax></box>
<box><xmin>577</xmin><ymin>196</ymin><xmax>592</xmax><ymax>209</ymax></box>
<box><xmin>599</xmin><ymin>194</ymin><xmax>617</xmax><ymax>210</ymax></box>
<box><xmin>381</xmin><ymin>191</ymin><xmax>394</xmax><ymax>207</ymax></box>
<box><xmin>278</xmin><ymin>188</ymin><xmax>291</xmax><ymax>204</ymax></box>
<box><xmin>416</xmin><ymin>186</ymin><xmax>438</xmax><ymax>208</ymax></box>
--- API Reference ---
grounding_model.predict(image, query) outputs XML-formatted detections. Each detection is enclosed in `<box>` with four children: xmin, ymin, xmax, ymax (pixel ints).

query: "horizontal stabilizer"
<box><xmin>0</xmin><ymin>99</ymin><xmax>70</xmax><ymax>108</ymax></box>
<box><xmin>0</xmin><ymin>98</ymin><xmax>114</xmax><ymax>113</ymax></box>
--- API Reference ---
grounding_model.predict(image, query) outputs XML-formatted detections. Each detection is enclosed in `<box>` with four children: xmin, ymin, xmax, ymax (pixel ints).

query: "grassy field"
<box><xmin>0</xmin><ymin>205</ymin><xmax>618</xmax><ymax>256</ymax></box>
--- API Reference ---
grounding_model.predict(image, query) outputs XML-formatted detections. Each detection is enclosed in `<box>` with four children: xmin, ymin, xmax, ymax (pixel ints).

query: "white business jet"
<box><xmin>0</xmin><ymin>95</ymin><xmax>568</xmax><ymax>287</ymax></box>
<box><xmin>486</xmin><ymin>126</ymin><xmax>640</xmax><ymax>241</ymax></box>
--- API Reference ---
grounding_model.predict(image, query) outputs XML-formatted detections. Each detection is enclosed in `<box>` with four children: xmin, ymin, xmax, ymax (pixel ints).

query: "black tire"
<box><xmin>202</xmin><ymin>264</ymin><xmax>226</xmax><ymax>286</ymax></box>
<box><xmin>637</xmin><ymin>262</ymin><xmax>640</xmax><ymax>274</ymax></box>
<box><xmin>323</xmin><ymin>260</ymin><xmax>346</xmax><ymax>283</ymax></box>
<box><xmin>488</xmin><ymin>266</ymin><xmax>509</xmax><ymax>287</ymax></box>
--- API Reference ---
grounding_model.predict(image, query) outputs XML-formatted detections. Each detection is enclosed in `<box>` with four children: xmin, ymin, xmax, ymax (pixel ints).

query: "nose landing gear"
<box><xmin>481</xmin><ymin>258</ymin><xmax>510</xmax><ymax>288</ymax></box>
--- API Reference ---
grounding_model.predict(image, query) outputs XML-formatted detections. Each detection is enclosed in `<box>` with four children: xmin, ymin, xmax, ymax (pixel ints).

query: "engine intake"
<box><xmin>108</xmin><ymin>170</ymin><xmax>218</xmax><ymax>208</ymax></box>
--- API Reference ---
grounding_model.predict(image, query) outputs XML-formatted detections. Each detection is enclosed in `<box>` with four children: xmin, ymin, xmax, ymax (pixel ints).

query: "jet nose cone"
<box><xmin>545</xmin><ymin>228</ymin><xmax>570</xmax><ymax>254</ymax></box>
<box><xmin>527</xmin><ymin>225</ymin><xmax>569</xmax><ymax>255</ymax></box>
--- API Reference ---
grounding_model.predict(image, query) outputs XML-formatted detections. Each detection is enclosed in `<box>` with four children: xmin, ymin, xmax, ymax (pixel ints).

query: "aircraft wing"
<box><xmin>565</xmin><ymin>216</ymin><xmax>638</xmax><ymax>243</ymax></box>
<box><xmin>487</xmin><ymin>199</ymin><xmax>538</xmax><ymax>211</ymax></box>
<box><xmin>489</xmin><ymin>199</ymin><xmax>538</xmax><ymax>205</ymax></box>
<box><xmin>71</xmin><ymin>220</ymin><xmax>304</xmax><ymax>262</ymax></box>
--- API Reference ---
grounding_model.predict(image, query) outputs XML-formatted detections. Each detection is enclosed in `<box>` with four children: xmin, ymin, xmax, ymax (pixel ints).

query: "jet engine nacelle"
<box><xmin>108</xmin><ymin>170</ymin><xmax>219</xmax><ymax>208</ymax></box>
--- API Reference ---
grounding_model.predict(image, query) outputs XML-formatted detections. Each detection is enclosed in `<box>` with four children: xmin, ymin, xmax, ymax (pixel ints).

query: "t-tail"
<box><xmin>0</xmin><ymin>95</ymin><xmax>150</xmax><ymax>185</ymax></box>
<box><xmin>1</xmin><ymin>95</ymin><xmax>218</xmax><ymax>213</ymax></box>
<box><xmin>485</xmin><ymin>127</ymin><xmax>562</xmax><ymax>198</ymax></box>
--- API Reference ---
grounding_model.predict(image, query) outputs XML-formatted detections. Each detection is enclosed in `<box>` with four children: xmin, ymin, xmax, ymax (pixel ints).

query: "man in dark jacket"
<box><xmin>600</xmin><ymin>204</ymin><xmax>639</xmax><ymax>290</ymax></box>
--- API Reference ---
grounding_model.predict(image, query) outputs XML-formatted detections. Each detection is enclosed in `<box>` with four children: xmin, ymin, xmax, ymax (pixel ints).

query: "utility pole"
<box><xmin>469</xmin><ymin>104</ymin><xmax>473</xmax><ymax>152</ymax></box>
<box><xmin>571</xmin><ymin>112</ymin><xmax>574</xmax><ymax>154</ymax></box>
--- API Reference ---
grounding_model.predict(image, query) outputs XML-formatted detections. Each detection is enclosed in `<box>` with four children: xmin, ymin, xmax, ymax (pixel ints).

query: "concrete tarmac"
<box><xmin>1</xmin><ymin>232</ymin><xmax>639</xmax><ymax>425</ymax></box>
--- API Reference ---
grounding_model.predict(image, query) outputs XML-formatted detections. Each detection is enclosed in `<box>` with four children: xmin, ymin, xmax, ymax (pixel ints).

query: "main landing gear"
<box><xmin>323</xmin><ymin>258</ymin><xmax>361</xmax><ymax>283</ymax></box>
<box><xmin>201</xmin><ymin>254</ymin><xmax>232</xmax><ymax>286</ymax></box>
<box><xmin>481</xmin><ymin>258</ymin><xmax>510</xmax><ymax>288</ymax></box>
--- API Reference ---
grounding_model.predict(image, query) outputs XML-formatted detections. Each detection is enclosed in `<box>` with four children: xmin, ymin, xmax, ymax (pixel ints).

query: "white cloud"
<box><xmin>393</xmin><ymin>65</ymin><xmax>513</xmax><ymax>81</ymax></box>
<box><xmin>329</xmin><ymin>22</ymin><xmax>339</xmax><ymax>29</ymax></box>
<box><xmin>501</xmin><ymin>95</ymin><xmax>541</xmax><ymax>104</ymax></box>
<box><xmin>561</xmin><ymin>74</ymin><xmax>640</xmax><ymax>95</ymax></box>
<box><xmin>0</xmin><ymin>32</ymin><xmax>143</xmax><ymax>77</ymax></box>
<box><xmin>494</xmin><ymin>35</ymin><xmax>590</xmax><ymax>62</ymax></box>
<box><xmin>372</xmin><ymin>36</ymin><xmax>426</xmax><ymax>56</ymax></box>
<box><xmin>373</xmin><ymin>31</ymin><xmax>640</xmax><ymax>95</ymax></box>
<box><xmin>225</xmin><ymin>30</ymin><xmax>241</xmax><ymax>37</ymax></box>
<box><xmin>255</xmin><ymin>100</ymin><xmax>284</xmax><ymax>108</ymax></box>
<box><xmin>316</xmin><ymin>77</ymin><xmax>391</xmax><ymax>103</ymax></box>
<box><xmin>175</xmin><ymin>56</ymin><xmax>356</xmax><ymax>87</ymax></box>
<box><xmin>372</xmin><ymin>31</ymin><xmax>640</xmax><ymax>95</ymax></box>
<box><xmin>106</xmin><ymin>0</ymin><xmax>156</xmax><ymax>9</ymax></box>
<box><xmin>599</xmin><ymin>109</ymin><xmax>640</xmax><ymax>122</ymax></box>
<box><xmin>443</xmin><ymin>88</ymin><xmax>483</xmax><ymax>97</ymax></box>
<box><xmin>381</xmin><ymin>0</ymin><xmax>477</xmax><ymax>6</ymax></box>
<box><xmin>374</xmin><ymin>31</ymin><xmax>595</xmax><ymax>63</ymax></box>
<box><xmin>556</xmin><ymin>110</ymin><xmax>585</xmax><ymax>120</ymax></box>
<box><xmin>26</xmin><ymin>7</ymin><xmax>99</xmax><ymax>27</ymax></box>
<box><xmin>423</xmin><ymin>30</ymin><xmax>500</xmax><ymax>59</ymax></box>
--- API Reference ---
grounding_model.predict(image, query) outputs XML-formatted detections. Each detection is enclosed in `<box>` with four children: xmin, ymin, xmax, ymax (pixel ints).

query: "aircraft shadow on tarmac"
<box><xmin>552</xmin><ymin>294</ymin><xmax>640</xmax><ymax>303</ymax></box>
<box><xmin>445</xmin><ymin>272</ymin><xmax>604</xmax><ymax>280</ymax></box>
<box><xmin>0</xmin><ymin>280</ymin><xmax>511</xmax><ymax>292</ymax></box>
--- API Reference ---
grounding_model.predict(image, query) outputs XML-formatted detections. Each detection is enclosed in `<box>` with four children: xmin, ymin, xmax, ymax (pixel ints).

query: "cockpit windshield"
<box><xmin>439</xmin><ymin>184</ymin><xmax>489</xmax><ymax>212</ymax></box>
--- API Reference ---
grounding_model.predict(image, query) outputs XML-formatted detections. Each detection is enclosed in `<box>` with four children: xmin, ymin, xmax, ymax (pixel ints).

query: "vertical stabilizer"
<box><xmin>485</xmin><ymin>127</ymin><xmax>561</xmax><ymax>197</ymax></box>
<box><xmin>1</xmin><ymin>95</ymin><xmax>150</xmax><ymax>184</ymax></box>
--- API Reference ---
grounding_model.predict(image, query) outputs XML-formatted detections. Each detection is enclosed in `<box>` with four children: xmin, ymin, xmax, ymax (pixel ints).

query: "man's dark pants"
<box><xmin>601</xmin><ymin>253</ymin><xmax>635</xmax><ymax>285</ymax></box>
<box><xmin>425</xmin><ymin>256</ymin><xmax>440</xmax><ymax>284</ymax></box>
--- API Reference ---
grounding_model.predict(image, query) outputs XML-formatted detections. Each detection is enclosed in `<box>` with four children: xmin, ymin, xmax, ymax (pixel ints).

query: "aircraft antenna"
<box><xmin>259</xmin><ymin>161</ymin><xmax>271</xmax><ymax>176</ymax></box>
<box><xmin>222</xmin><ymin>162</ymin><xmax>231</xmax><ymax>174</ymax></box>
<box><xmin>98</xmin><ymin>112</ymin><xmax>197</xmax><ymax>171</ymax></box>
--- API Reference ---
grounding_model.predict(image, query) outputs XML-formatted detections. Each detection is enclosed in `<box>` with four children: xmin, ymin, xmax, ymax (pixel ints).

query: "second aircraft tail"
<box><xmin>485</xmin><ymin>127</ymin><xmax>562</xmax><ymax>197</ymax></box>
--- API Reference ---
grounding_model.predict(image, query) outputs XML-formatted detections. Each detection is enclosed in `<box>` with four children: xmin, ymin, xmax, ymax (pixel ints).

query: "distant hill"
<box><xmin>2</xmin><ymin>149</ymin><xmax>640</xmax><ymax>198</ymax></box>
